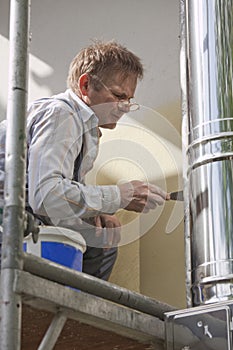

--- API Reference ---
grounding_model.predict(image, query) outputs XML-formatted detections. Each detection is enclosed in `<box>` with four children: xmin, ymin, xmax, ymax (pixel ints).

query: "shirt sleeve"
<box><xmin>27</xmin><ymin>104</ymin><xmax>121</xmax><ymax>226</ymax></box>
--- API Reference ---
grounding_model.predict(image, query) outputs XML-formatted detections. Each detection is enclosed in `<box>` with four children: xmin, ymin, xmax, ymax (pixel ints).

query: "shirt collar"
<box><xmin>66</xmin><ymin>89</ymin><xmax>98</xmax><ymax>124</ymax></box>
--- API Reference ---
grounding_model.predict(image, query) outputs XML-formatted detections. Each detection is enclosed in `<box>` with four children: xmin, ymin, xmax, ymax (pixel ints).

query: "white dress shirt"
<box><xmin>26</xmin><ymin>89</ymin><xmax>121</xmax><ymax>230</ymax></box>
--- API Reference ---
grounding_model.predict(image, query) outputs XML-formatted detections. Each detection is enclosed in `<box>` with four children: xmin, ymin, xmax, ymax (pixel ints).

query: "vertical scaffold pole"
<box><xmin>0</xmin><ymin>0</ymin><xmax>30</xmax><ymax>349</ymax></box>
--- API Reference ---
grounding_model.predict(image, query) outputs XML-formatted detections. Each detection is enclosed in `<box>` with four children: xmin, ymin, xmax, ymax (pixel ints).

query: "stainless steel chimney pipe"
<box><xmin>182</xmin><ymin>0</ymin><xmax>233</xmax><ymax>306</ymax></box>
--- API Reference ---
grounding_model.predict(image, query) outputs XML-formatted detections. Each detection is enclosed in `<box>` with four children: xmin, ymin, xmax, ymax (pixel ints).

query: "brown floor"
<box><xmin>22</xmin><ymin>305</ymin><xmax>156</xmax><ymax>350</ymax></box>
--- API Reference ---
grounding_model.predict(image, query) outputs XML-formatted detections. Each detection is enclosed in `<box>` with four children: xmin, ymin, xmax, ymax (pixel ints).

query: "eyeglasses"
<box><xmin>92</xmin><ymin>75</ymin><xmax>140</xmax><ymax>112</ymax></box>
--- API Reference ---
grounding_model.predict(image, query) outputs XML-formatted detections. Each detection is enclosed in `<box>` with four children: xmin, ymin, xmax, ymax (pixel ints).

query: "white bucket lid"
<box><xmin>24</xmin><ymin>225</ymin><xmax>86</xmax><ymax>253</ymax></box>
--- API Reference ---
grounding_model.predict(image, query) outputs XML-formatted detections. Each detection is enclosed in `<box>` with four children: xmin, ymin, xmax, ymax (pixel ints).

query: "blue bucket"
<box><xmin>23</xmin><ymin>226</ymin><xmax>86</xmax><ymax>272</ymax></box>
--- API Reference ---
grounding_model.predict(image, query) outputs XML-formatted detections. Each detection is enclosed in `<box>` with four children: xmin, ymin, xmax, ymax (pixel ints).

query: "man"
<box><xmin>3</xmin><ymin>40</ymin><xmax>168</xmax><ymax>280</ymax></box>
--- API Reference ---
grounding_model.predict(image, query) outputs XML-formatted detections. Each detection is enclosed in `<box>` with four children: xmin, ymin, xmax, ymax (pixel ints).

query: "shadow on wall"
<box><xmin>0</xmin><ymin>1</ymin><xmax>66</xmax><ymax>94</ymax></box>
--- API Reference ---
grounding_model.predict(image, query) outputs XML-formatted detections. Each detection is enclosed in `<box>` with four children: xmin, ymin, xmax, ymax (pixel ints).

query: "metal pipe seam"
<box><xmin>187</xmin><ymin>155</ymin><xmax>233</xmax><ymax>172</ymax></box>
<box><xmin>188</xmin><ymin>132</ymin><xmax>233</xmax><ymax>148</ymax></box>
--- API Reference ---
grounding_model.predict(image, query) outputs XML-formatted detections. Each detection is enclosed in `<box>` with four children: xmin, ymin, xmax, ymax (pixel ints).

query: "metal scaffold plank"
<box><xmin>14</xmin><ymin>269</ymin><xmax>165</xmax><ymax>347</ymax></box>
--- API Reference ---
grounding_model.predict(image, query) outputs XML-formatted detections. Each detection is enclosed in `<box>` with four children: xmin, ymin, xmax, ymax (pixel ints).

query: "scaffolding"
<box><xmin>0</xmin><ymin>1</ymin><xmax>175</xmax><ymax>349</ymax></box>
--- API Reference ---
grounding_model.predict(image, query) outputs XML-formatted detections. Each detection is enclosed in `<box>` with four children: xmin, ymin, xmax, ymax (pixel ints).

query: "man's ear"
<box><xmin>78</xmin><ymin>73</ymin><xmax>89</xmax><ymax>96</ymax></box>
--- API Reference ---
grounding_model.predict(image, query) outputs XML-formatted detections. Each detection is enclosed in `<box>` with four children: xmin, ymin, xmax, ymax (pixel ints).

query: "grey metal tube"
<box><xmin>180</xmin><ymin>0</ymin><xmax>192</xmax><ymax>308</ymax></box>
<box><xmin>38</xmin><ymin>312</ymin><xmax>67</xmax><ymax>350</ymax></box>
<box><xmin>23</xmin><ymin>253</ymin><xmax>176</xmax><ymax>320</ymax></box>
<box><xmin>183</xmin><ymin>0</ymin><xmax>233</xmax><ymax>305</ymax></box>
<box><xmin>0</xmin><ymin>0</ymin><xmax>30</xmax><ymax>349</ymax></box>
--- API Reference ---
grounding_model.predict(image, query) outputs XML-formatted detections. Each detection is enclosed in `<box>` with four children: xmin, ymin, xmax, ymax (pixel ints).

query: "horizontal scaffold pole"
<box><xmin>23</xmin><ymin>252</ymin><xmax>176</xmax><ymax>321</ymax></box>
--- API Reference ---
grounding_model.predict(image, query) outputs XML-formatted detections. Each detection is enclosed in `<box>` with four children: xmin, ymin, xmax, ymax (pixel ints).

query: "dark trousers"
<box><xmin>82</xmin><ymin>246</ymin><xmax>118</xmax><ymax>281</ymax></box>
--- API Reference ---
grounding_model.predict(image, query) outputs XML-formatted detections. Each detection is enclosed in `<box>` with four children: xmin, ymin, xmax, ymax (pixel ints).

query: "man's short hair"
<box><xmin>67</xmin><ymin>40</ymin><xmax>144</xmax><ymax>93</ymax></box>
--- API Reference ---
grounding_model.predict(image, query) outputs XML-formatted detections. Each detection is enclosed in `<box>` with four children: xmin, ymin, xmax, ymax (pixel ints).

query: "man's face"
<box><xmin>87</xmin><ymin>73</ymin><xmax>138</xmax><ymax>129</ymax></box>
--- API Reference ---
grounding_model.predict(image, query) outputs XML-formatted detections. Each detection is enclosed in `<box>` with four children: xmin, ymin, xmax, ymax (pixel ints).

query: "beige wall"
<box><xmin>87</xmin><ymin>106</ymin><xmax>185</xmax><ymax>308</ymax></box>
<box><xmin>1</xmin><ymin>0</ymin><xmax>186</xmax><ymax>308</ymax></box>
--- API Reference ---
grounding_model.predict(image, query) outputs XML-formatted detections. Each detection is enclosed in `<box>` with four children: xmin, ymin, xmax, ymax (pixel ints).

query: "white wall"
<box><xmin>1</xmin><ymin>0</ymin><xmax>180</xmax><ymax>113</ymax></box>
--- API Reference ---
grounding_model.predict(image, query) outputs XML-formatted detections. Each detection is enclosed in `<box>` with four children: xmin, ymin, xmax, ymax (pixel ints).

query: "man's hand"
<box><xmin>95</xmin><ymin>214</ymin><xmax>121</xmax><ymax>249</ymax></box>
<box><xmin>118</xmin><ymin>180</ymin><xmax>168</xmax><ymax>213</ymax></box>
